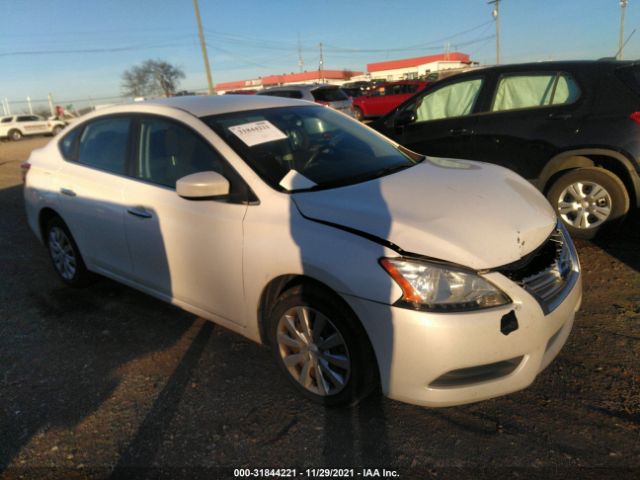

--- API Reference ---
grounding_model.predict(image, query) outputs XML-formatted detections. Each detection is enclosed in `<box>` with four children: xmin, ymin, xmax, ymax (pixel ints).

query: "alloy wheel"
<box><xmin>557</xmin><ymin>181</ymin><xmax>612</xmax><ymax>230</ymax></box>
<box><xmin>276</xmin><ymin>306</ymin><xmax>351</xmax><ymax>396</ymax></box>
<box><xmin>48</xmin><ymin>226</ymin><xmax>77</xmax><ymax>280</ymax></box>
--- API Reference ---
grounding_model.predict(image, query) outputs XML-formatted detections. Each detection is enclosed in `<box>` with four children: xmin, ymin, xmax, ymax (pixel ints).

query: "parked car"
<box><xmin>373</xmin><ymin>60</ymin><xmax>640</xmax><ymax>239</ymax></box>
<box><xmin>23</xmin><ymin>95</ymin><xmax>581</xmax><ymax>407</ymax></box>
<box><xmin>340</xmin><ymin>81</ymin><xmax>372</xmax><ymax>98</ymax></box>
<box><xmin>258</xmin><ymin>84</ymin><xmax>353</xmax><ymax>117</ymax></box>
<box><xmin>352</xmin><ymin>81</ymin><xmax>429</xmax><ymax>121</ymax></box>
<box><xmin>0</xmin><ymin>114</ymin><xmax>65</xmax><ymax>141</ymax></box>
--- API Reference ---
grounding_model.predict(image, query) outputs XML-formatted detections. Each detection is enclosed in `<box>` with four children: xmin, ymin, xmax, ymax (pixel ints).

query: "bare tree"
<box><xmin>121</xmin><ymin>59</ymin><xmax>185</xmax><ymax>98</ymax></box>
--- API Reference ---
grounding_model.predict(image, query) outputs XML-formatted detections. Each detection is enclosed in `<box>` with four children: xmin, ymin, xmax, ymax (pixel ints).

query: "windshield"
<box><xmin>204</xmin><ymin>105</ymin><xmax>419</xmax><ymax>191</ymax></box>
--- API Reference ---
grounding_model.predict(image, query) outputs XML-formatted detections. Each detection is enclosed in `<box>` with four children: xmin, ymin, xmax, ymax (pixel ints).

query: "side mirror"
<box><xmin>393</xmin><ymin>109</ymin><xmax>416</xmax><ymax>127</ymax></box>
<box><xmin>176</xmin><ymin>171</ymin><xmax>230</xmax><ymax>199</ymax></box>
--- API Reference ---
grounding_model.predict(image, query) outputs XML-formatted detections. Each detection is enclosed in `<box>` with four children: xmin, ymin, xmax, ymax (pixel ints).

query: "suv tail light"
<box><xmin>20</xmin><ymin>161</ymin><xmax>30</xmax><ymax>184</ymax></box>
<box><xmin>630</xmin><ymin>112</ymin><xmax>640</xmax><ymax>124</ymax></box>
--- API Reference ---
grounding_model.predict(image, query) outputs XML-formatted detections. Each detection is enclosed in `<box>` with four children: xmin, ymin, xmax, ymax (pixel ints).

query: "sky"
<box><xmin>1</xmin><ymin>0</ymin><xmax>639</xmax><ymax>111</ymax></box>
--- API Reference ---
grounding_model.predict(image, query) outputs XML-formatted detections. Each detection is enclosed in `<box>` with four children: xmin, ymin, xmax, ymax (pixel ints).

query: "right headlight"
<box><xmin>379</xmin><ymin>257</ymin><xmax>511</xmax><ymax>312</ymax></box>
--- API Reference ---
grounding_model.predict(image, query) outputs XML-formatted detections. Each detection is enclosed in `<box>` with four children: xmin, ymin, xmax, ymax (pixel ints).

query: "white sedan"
<box><xmin>23</xmin><ymin>95</ymin><xmax>582</xmax><ymax>407</ymax></box>
<box><xmin>1</xmin><ymin>114</ymin><xmax>65</xmax><ymax>141</ymax></box>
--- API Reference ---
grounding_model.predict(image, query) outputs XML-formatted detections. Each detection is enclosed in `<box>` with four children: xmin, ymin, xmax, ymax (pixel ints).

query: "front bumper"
<box><xmin>344</xmin><ymin>267</ymin><xmax>582</xmax><ymax>408</ymax></box>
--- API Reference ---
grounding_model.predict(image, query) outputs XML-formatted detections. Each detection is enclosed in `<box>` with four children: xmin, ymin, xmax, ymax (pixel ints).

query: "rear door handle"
<box><xmin>449</xmin><ymin>127</ymin><xmax>469</xmax><ymax>136</ymax></box>
<box><xmin>127</xmin><ymin>207</ymin><xmax>152</xmax><ymax>219</ymax></box>
<box><xmin>60</xmin><ymin>188</ymin><xmax>76</xmax><ymax>197</ymax></box>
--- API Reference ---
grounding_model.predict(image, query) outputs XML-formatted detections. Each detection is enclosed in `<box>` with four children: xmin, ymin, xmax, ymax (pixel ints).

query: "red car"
<box><xmin>352</xmin><ymin>81</ymin><xmax>428</xmax><ymax>120</ymax></box>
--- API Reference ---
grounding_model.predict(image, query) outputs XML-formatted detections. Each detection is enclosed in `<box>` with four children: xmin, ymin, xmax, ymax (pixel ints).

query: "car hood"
<box><xmin>292</xmin><ymin>157</ymin><xmax>557</xmax><ymax>270</ymax></box>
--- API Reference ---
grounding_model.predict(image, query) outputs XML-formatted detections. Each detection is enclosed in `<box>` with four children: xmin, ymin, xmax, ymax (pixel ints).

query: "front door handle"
<box><xmin>449</xmin><ymin>127</ymin><xmax>469</xmax><ymax>136</ymax></box>
<box><xmin>127</xmin><ymin>207</ymin><xmax>152</xmax><ymax>219</ymax></box>
<box><xmin>60</xmin><ymin>188</ymin><xmax>76</xmax><ymax>197</ymax></box>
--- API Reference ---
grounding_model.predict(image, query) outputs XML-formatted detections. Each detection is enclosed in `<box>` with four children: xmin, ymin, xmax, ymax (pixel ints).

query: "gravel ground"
<box><xmin>0</xmin><ymin>137</ymin><xmax>638</xmax><ymax>480</ymax></box>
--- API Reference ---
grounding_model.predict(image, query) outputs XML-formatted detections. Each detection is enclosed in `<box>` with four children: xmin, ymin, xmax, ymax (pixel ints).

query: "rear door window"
<box><xmin>312</xmin><ymin>88</ymin><xmax>348</xmax><ymax>102</ymax></box>
<box><xmin>491</xmin><ymin>73</ymin><xmax>580</xmax><ymax>112</ymax></box>
<box><xmin>77</xmin><ymin>117</ymin><xmax>131</xmax><ymax>175</ymax></box>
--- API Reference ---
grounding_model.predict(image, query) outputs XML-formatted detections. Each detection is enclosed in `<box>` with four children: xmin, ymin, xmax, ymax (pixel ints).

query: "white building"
<box><xmin>366</xmin><ymin>52</ymin><xmax>473</xmax><ymax>81</ymax></box>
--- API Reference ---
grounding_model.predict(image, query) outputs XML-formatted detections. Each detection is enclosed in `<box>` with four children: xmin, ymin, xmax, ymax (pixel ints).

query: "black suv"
<box><xmin>373</xmin><ymin>60</ymin><xmax>640</xmax><ymax>239</ymax></box>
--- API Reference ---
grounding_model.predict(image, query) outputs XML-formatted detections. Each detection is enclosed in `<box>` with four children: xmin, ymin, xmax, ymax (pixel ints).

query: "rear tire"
<box><xmin>267</xmin><ymin>284</ymin><xmax>378</xmax><ymax>407</ymax></box>
<box><xmin>9</xmin><ymin>129</ymin><xmax>22</xmax><ymax>141</ymax></box>
<box><xmin>45</xmin><ymin>217</ymin><xmax>93</xmax><ymax>287</ymax></box>
<box><xmin>546</xmin><ymin>167</ymin><xmax>630</xmax><ymax>240</ymax></box>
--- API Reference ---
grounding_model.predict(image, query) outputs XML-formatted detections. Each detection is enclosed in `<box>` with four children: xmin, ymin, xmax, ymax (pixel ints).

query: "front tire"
<box><xmin>52</xmin><ymin>125</ymin><xmax>63</xmax><ymax>135</ymax></box>
<box><xmin>267</xmin><ymin>284</ymin><xmax>378</xmax><ymax>407</ymax></box>
<box><xmin>547</xmin><ymin>167</ymin><xmax>630</xmax><ymax>239</ymax></box>
<box><xmin>46</xmin><ymin>217</ymin><xmax>93</xmax><ymax>287</ymax></box>
<box><xmin>353</xmin><ymin>106</ymin><xmax>364</xmax><ymax>121</ymax></box>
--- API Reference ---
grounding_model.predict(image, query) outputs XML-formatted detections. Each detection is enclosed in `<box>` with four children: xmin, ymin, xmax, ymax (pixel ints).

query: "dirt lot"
<box><xmin>0</xmin><ymin>137</ymin><xmax>638</xmax><ymax>480</ymax></box>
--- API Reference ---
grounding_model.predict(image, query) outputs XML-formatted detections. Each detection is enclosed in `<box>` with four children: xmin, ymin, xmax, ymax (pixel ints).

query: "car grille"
<box><xmin>497</xmin><ymin>225</ymin><xmax>578</xmax><ymax>314</ymax></box>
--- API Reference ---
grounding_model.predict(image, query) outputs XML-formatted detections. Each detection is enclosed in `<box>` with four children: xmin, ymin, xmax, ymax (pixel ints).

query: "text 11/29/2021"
<box><xmin>233</xmin><ymin>468</ymin><xmax>400</xmax><ymax>478</ymax></box>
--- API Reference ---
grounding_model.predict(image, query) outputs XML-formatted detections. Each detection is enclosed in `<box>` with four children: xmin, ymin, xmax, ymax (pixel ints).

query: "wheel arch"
<box><xmin>540</xmin><ymin>149</ymin><xmax>640</xmax><ymax>208</ymax></box>
<box><xmin>38</xmin><ymin>207</ymin><xmax>64</xmax><ymax>243</ymax></box>
<box><xmin>256</xmin><ymin>274</ymin><xmax>377</xmax><ymax>366</ymax></box>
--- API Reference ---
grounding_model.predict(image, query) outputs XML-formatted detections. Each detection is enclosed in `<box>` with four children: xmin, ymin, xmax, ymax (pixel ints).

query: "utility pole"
<box><xmin>192</xmin><ymin>0</ymin><xmax>215</xmax><ymax>94</ymax></box>
<box><xmin>619</xmin><ymin>0</ymin><xmax>629</xmax><ymax>59</ymax></box>
<box><xmin>488</xmin><ymin>0</ymin><xmax>500</xmax><ymax>64</ymax></box>
<box><xmin>297</xmin><ymin>33</ymin><xmax>304</xmax><ymax>72</ymax></box>
<box><xmin>319</xmin><ymin>43</ymin><xmax>324</xmax><ymax>83</ymax></box>
<box><xmin>27</xmin><ymin>96</ymin><xmax>33</xmax><ymax>115</ymax></box>
<box><xmin>4</xmin><ymin>98</ymin><xmax>11</xmax><ymax>115</ymax></box>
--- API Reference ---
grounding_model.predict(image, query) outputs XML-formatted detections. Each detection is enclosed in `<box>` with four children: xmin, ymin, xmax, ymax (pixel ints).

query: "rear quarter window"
<box><xmin>615</xmin><ymin>65</ymin><xmax>640</xmax><ymax>95</ymax></box>
<box><xmin>312</xmin><ymin>88</ymin><xmax>348</xmax><ymax>102</ymax></box>
<box><xmin>59</xmin><ymin>128</ymin><xmax>81</xmax><ymax>161</ymax></box>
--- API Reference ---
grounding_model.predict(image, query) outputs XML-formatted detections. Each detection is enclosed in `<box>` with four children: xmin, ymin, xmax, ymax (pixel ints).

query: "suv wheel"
<box><xmin>547</xmin><ymin>167</ymin><xmax>630</xmax><ymax>239</ymax></box>
<box><xmin>52</xmin><ymin>125</ymin><xmax>63</xmax><ymax>135</ymax></box>
<box><xmin>9</xmin><ymin>129</ymin><xmax>22</xmax><ymax>141</ymax></box>
<box><xmin>267</xmin><ymin>284</ymin><xmax>378</xmax><ymax>406</ymax></box>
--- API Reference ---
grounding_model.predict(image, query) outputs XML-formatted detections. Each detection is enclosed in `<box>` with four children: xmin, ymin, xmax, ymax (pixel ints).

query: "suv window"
<box><xmin>311</xmin><ymin>88</ymin><xmax>348</xmax><ymax>102</ymax></box>
<box><xmin>415</xmin><ymin>78</ymin><xmax>483</xmax><ymax>123</ymax></box>
<box><xmin>260</xmin><ymin>90</ymin><xmax>303</xmax><ymax>99</ymax></box>
<box><xmin>615</xmin><ymin>64</ymin><xmax>640</xmax><ymax>94</ymax></box>
<box><xmin>491</xmin><ymin>73</ymin><xmax>580</xmax><ymax>112</ymax></box>
<box><xmin>1</xmin><ymin>117</ymin><xmax>12</xmax><ymax>123</ymax></box>
<box><xmin>135</xmin><ymin>117</ymin><xmax>223</xmax><ymax>188</ymax></box>
<box><xmin>17</xmin><ymin>116</ymin><xmax>34</xmax><ymax>122</ymax></box>
<box><xmin>77</xmin><ymin>117</ymin><xmax>130</xmax><ymax>174</ymax></box>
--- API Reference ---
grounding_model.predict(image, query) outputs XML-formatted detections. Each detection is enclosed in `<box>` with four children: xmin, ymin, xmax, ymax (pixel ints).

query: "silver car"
<box><xmin>258</xmin><ymin>84</ymin><xmax>354</xmax><ymax>117</ymax></box>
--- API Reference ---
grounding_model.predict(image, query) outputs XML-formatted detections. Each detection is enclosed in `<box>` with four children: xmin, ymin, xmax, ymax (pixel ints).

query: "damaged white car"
<box><xmin>23</xmin><ymin>95</ymin><xmax>581</xmax><ymax>407</ymax></box>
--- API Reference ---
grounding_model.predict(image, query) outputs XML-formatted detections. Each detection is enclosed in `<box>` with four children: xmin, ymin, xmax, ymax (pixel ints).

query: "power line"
<box><xmin>0</xmin><ymin>41</ymin><xmax>196</xmax><ymax>57</ymax></box>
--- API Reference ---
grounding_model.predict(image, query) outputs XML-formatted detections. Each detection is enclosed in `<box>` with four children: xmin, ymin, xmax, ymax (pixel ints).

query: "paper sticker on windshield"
<box><xmin>228</xmin><ymin>120</ymin><xmax>287</xmax><ymax>147</ymax></box>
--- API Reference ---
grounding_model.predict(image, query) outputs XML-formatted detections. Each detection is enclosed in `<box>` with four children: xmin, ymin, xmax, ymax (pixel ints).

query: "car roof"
<box><xmin>144</xmin><ymin>94</ymin><xmax>309</xmax><ymax>117</ymax></box>
<box><xmin>455</xmin><ymin>59</ymin><xmax>637</xmax><ymax>76</ymax></box>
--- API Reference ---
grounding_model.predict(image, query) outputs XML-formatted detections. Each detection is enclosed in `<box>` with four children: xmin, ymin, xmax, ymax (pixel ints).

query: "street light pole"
<box><xmin>619</xmin><ymin>0</ymin><xmax>629</xmax><ymax>59</ymax></box>
<box><xmin>488</xmin><ymin>0</ymin><xmax>501</xmax><ymax>64</ymax></box>
<box><xmin>192</xmin><ymin>0</ymin><xmax>215</xmax><ymax>94</ymax></box>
